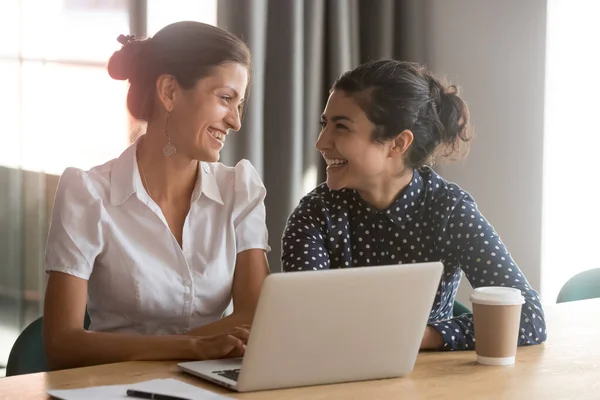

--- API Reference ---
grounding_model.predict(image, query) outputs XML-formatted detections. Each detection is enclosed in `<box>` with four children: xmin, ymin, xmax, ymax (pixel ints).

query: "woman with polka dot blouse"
<box><xmin>281</xmin><ymin>60</ymin><xmax>546</xmax><ymax>351</ymax></box>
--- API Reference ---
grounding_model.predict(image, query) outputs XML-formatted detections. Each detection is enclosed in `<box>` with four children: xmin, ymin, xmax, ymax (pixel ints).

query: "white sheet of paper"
<box><xmin>47</xmin><ymin>378</ymin><xmax>233</xmax><ymax>400</ymax></box>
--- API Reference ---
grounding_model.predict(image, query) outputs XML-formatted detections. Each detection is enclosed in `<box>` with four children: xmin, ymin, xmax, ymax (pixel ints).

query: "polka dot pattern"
<box><xmin>282</xmin><ymin>167</ymin><xmax>547</xmax><ymax>351</ymax></box>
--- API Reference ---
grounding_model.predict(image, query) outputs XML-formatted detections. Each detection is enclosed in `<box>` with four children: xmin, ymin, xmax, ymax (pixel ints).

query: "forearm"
<box><xmin>517</xmin><ymin>295</ymin><xmax>547</xmax><ymax>346</ymax></box>
<box><xmin>186</xmin><ymin>312</ymin><xmax>251</xmax><ymax>336</ymax></box>
<box><xmin>429</xmin><ymin>315</ymin><xmax>476</xmax><ymax>351</ymax></box>
<box><xmin>46</xmin><ymin>330</ymin><xmax>194</xmax><ymax>371</ymax></box>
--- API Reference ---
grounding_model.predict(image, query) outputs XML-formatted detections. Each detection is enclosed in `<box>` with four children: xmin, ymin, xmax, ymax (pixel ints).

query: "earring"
<box><xmin>162</xmin><ymin>110</ymin><xmax>176</xmax><ymax>158</ymax></box>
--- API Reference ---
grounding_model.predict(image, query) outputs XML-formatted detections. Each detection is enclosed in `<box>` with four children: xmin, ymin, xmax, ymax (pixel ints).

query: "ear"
<box><xmin>155</xmin><ymin>74</ymin><xmax>178</xmax><ymax>112</ymax></box>
<box><xmin>389</xmin><ymin>129</ymin><xmax>414</xmax><ymax>157</ymax></box>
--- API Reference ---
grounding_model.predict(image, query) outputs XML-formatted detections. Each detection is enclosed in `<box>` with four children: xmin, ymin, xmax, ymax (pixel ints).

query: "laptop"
<box><xmin>178</xmin><ymin>262</ymin><xmax>443</xmax><ymax>392</ymax></box>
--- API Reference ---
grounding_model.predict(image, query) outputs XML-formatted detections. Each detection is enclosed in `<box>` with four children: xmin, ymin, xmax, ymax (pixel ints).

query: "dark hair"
<box><xmin>332</xmin><ymin>60</ymin><xmax>471</xmax><ymax>167</ymax></box>
<box><xmin>107</xmin><ymin>21</ymin><xmax>251</xmax><ymax>121</ymax></box>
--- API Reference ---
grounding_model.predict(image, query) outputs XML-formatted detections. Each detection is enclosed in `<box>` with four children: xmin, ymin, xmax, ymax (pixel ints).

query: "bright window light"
<box><xmin>541</xmin><ymin>0</ymin><xmax>600</xmax><ymax>302</ymax></box>
<box><xmin>0</xmin><ymin>0</ymin><xmax>217</xmax><ymax>175</ymax></box>
<box><xmin>147</xmin><ymin>0</ymin><xmax>217</xmax><ymax>36</ymax></box>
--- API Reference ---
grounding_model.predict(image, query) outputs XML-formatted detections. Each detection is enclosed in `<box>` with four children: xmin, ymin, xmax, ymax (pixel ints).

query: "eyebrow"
<box><xmin>321</xmin><ymin>115</ymin><xmax>354</xmax><ymax>123</ymax></box>
<box><xmin>222</xmin><ymin>86</ymin><xmax>245</xmax><ymax>102</ymax></box>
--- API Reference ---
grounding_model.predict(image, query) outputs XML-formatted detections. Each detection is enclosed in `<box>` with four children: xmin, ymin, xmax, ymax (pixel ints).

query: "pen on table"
<box><xmin>126</xmin><ymin>389</ymin><xmax>192</xmax><ymax>400</ymax></box>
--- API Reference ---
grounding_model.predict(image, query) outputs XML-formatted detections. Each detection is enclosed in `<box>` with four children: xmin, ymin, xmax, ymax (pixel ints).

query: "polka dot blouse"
<box><xmin>282</xmin><ymin>167</ymin><xmax>547</xmax><ymax>351</ymax></box>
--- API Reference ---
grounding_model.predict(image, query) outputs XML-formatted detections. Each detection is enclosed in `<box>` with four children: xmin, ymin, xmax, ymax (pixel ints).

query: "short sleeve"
<box><xmin>44</xmin><ymin>167</ymin><xmax>105</xmax><ymax>280</ymax></box>
<box><xmin>232</xmin><ymin>160</ymin><xmax>270</xmax><ymax>254</ymax></box>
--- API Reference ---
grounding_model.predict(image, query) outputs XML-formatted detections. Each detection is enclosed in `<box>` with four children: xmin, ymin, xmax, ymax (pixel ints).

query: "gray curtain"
<box><xmin>218</xmin><ymin>0</ymin><xmax>428</xmax><ymax>271</ymax></box>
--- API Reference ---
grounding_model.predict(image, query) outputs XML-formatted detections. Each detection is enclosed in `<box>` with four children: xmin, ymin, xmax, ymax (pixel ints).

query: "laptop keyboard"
<box><xmin>213</xmin><ymin>368</ymin><xmax>240</xmax><ymax>381</ymax></box>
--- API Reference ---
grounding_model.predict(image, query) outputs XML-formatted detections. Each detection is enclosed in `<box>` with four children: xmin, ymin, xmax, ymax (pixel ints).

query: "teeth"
<box><xmin>209</xmin><ymin>129</ymin><xmax>226</xmax><ymax>142</ymax></box>
<box><xmin>326</xmin><ymin>158</ymin><xmax>348</xmax><ymax>166</ymax></box>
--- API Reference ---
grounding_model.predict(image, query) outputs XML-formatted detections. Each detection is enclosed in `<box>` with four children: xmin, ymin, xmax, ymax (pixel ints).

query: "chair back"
<box><xmin>453</xmin><ymin>300</ymin><xmax>471</xmax><ymax>316</ymax></box>
<box><xmin>6</xmin><ymin>311</ymin><xmax>91</xmax><ymax>376</ymax></box>
<box><xmin>557</xmin><ymin>268</ymin><xmax>600</xmax><ymax>303</ymax></box>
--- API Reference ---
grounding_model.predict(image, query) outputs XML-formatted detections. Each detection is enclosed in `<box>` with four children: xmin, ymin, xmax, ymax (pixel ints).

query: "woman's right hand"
<box><xmin>192</xmin><ymin>326</ymin><xmax>250</xmax><ymax>360</ymax></box>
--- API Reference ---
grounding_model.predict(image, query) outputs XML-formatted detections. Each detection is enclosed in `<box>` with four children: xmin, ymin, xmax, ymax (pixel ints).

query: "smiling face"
<box><xmin>316</xmin><ymin>90</ymin><xmax>411</xmax><ymax>192</ymax></box>
<box><xmin>316</xmin><ymin>90</ymin><xmax>413</xmax><ymax>198</ymax></box>
<box><xmin>159</xmin><ymin>62</ymin><xmax>249</xmax><ymax>162</ymax></box>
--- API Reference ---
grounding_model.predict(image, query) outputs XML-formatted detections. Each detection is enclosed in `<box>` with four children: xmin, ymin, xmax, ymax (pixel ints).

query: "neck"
<box><xmin>136</xmin><ymin>130</ymin><xmax>198</xmax><ymax>203</ymax></box>
<box><xmin>357</xmin><ymin>169</ymin><xmax>414</xmax><ymax>210</ymax></box>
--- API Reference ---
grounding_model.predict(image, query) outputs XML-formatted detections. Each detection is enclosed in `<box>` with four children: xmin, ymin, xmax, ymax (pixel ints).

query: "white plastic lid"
<box><xmin>470</xmin><ymin>287</ymin><xmax>525</xmax><ymax>306</ymax></box>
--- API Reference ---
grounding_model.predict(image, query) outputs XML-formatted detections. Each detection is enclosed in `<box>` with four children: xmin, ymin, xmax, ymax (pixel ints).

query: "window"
<box><xmin>541</xmin><ymin>0</ymin><xmax>600</xmax><ymax>302</ymax></box>
<box><xmin>0</xmin><ymin>0</ymin><xmax>217</xmax><ymax>374</ymax></box>
<box><xmin>148</xmin><ymin>0</ymin><xmax>217</xmax><ymax>36</ymax></box>
<box><xmin>0</xmin><ymin>0</ymin><xmax>131</xmax><ymax>174</ymax></box>
<box><xmin>0</xmin><ymin>0</ymin><xmax>217</xmax><ymax>175</ymax></box>
<box><xmin>19</xmin><ymin>61</ymin><xmax>130</xmax><ymax>174</ymax></box>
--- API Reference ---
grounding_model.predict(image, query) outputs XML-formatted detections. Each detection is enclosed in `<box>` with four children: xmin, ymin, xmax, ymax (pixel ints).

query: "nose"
<box><xmin>225</xmin><ymin>106</ymin><xmax>242</xmax><ymax>132</ymax></box>
<box><xmin>315</xmin><ymin>126</ymin><xmax>331</xmax><ymax>152</ymax></box>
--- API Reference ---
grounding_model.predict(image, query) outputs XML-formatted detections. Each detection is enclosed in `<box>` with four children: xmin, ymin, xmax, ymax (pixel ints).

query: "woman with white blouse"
<box><xmin>43</xmin><ymin>21</ymin><xmax>270</xmax><ymax>370</ymax></box>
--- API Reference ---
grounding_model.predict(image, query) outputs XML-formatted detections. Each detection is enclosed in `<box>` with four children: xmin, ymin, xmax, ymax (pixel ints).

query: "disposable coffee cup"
<box><xmin>470</xmin><ymin>287</ymin><xmax>525</xmax><ymax>366</ymax></box>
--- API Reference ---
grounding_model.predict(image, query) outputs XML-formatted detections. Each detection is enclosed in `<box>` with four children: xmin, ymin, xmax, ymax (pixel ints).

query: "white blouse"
<box><xmin>44</xmin><ymin>138</ymin><xmax>270</xmax><ymax>335</ymax></box>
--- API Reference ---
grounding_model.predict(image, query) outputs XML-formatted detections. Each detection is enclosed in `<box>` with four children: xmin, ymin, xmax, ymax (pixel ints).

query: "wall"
<box><xmin>422</xmin><ymin>0</ymin><xmax>548</xmax><ymax>305</ymax></box>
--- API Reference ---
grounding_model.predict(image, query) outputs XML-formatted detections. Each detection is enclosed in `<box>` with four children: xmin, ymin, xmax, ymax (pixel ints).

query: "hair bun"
<box><xmin>117</xmin><ymin>34</ymin><xmax>136</xmax><ymax>46</ymax></box>
<box><xmin>107</xmin><ymin>34</ymin><xmax>148</xmax><ymax>81</ymax></box>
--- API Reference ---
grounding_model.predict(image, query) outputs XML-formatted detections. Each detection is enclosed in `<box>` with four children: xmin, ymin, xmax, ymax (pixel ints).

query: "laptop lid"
<box><xmin>236</xmin><ymin>262</ymin><xmax>444</xmax><ymax>392</ymax></box>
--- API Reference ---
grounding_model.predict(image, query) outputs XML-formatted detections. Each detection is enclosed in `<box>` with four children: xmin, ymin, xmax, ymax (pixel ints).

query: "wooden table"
<box><xmin>1</xmin><ymin>299</ymin><xmax>599</xmax><ymax>399</ymax></box>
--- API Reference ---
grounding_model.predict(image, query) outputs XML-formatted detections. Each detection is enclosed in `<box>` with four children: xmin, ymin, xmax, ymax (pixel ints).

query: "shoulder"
<box><xmin>233</xmin><ymin>159</ymin><xmax>265</xmax><ymax>192</ymax></box>
<box><xmin>211</xmin><ymin>159</ymin><xmax>262</xmax><ymax>184</ymax></box>
<box><xmin>289</xmin><ymin>183</ymin><xmax>352</xmax><ymax>221</ymax></box>
<box><xmin>209</xmin><ymin>160</ymin><xmax>266</xmax><ymax>208</ymax></box>
<box><xmin>54</xmin><ymin>164</ymin><xmax>111</xmax><ymax>206</ymax></box>
<box><xmin>419</xmin><ymin>168</ymin><xmax>484</xmax><ymax>229</ymax></box>
<box><xmin>419</xmin><ymin>167</ymin><xmax>475</xmax><ymax>210</ymax></box>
